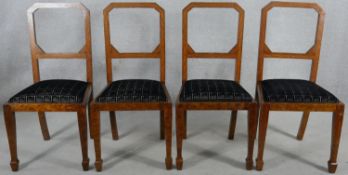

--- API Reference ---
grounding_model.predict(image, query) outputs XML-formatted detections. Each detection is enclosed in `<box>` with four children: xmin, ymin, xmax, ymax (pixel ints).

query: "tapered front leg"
<box><xmin>3</xmin><ymin>105</ymin><xmax>19</xmax><ymax>171</ymax></box>
<box><xmin>109</xmin><ymin>111</ymin><xmax>119</xmax><ymax>140</ymax></box>
<box><xmin>246</xmin><ymin>104</ymin><xmax>258</xmax><ymax>170</ymax></box>
<box><xmin>77</xmin><ymin>108</ymin><xmax>89</xmax><ymax>171</ymax></box>
<box><xmin>160</xmin><ymin>110</ymin><xmax>165</xmax><ymax>140</ymax></box>
<box><xmin>183</xmin><ymin>110</ymin><xmax>187</xmax><ymax>139</ymax></box>
<box><xmin>228</xmin><ymin>111</ymin><xmax>238</xmax><ymax>140</ymax></box>
<box><xmin>328</xmin><ymin>104</ymin><xmax>344</xmax><ymax>173</ymax></box>
<box><xmin>38</xmin><ymin>112</ymin><xmax>50</xmax><ymax>140</ymax></box>
<box><xmin>88</xmin><ymin>93</ymin><xmax>93</xmax><ymax>139</ymax></box>
<box><xmin>92</xmin><ymin>107</ymin><xmax>103</xmax><ymax>172</ymax></box>
<box><xmin>176</xmin><ymin>106</ymin><xmax>184</xmax><ymax>170</ymax></box>
<box><xmin>296</xmin><ymin>111</ymin><xmax>310</xmax><ymax>140</ymax></box>
<box><xmin>256</xmin><ymin>104</ymin><xmax>270</xmax><ymax>171</ymax></box>
<box><xmin>164</xmin><ymin>105</ymin><xmax>173</xmax><ymax>169</ymax></box>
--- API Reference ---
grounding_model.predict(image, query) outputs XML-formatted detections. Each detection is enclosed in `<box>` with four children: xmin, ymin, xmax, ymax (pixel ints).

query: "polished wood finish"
<box><xmin>91</xmin><ymin>3</ymin><xmax>172</xmax><ymax>171</ymax></box>
<box><xmin>255</xmin><ymin>2</ymin><xmax>345</xmax><ymax>173</ymax></box>
<box><xmin>3</xmin><ymin>3</ymin><xmax>92</xmax><ymax>171</ymax></box>
<box><xmin>176</xmin><ymin>2</ymin><xmax>257</xmax><ymax>170</ymax></box>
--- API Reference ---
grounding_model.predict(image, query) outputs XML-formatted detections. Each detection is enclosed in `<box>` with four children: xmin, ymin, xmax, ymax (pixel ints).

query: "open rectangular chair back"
<box><xmin>256</xmin><ymin>1</ymin><xmax>324</xmax><ymax>82</ymax></box>
<box><xmin>27</xmin><ymin>3</ymin><xmax>93</xmax><ymax>83</ymax></box>
<box><xmin>182</xmin><ymin>2</ymin><xmax>244</xmax><ymax>82</ymax></box>
<box><xmin>103</xmin><ymin>3</ymin><xmax>165</xmax><ymax>83</ymax></box>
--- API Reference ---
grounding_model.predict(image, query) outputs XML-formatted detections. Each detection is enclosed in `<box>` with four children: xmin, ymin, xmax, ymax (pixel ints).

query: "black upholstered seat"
<box><xmin>9</xmin><ymin>79</ymin><xmax>88</xmax><ymax>103</ymax></box>
<box><xmin>96</xmin><ymin>79</ymin><xmax>167</xmax><ymax>103</ymax></box>
<box><xmin>261</xmin><ymin>79</ymin><xmax>338</xmax><ymax>103</ymax></box>
<box><xmin>180</xmin><ymin>79</ymin><xmax>252</xmax><ymax>102</ymax></box>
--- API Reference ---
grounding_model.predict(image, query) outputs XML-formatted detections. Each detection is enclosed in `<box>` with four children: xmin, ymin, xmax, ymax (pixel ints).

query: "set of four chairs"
<box><xmin>3</xmin><ymin>1</ymin><xmax>344</xmax><ymax>173</ymax></box>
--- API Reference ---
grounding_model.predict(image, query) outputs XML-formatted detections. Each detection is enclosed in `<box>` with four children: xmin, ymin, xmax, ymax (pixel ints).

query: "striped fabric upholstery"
<box><xmin>262</xmin><ymin>79</ymin><xmax>338</xmax><ymax>103</ymax></box>
<box><xmin>9</xmin><ymin>79</ymin><xmax>88</xmax><ymax>103</ymax></box>
<box><xmin>96</xmin><ymin>79</ymin><xmax>166</xmax><ymax>103</ymax></box>
<box><xmin>180</xmin><ymin>79</ymin><xmax>252</xmax><ymax>102</ymax></box>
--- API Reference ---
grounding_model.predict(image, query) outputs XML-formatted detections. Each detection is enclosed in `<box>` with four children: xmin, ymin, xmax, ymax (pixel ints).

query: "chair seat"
<box><xmin>96</xmin><ymin>79</ymin><xmax>167</xmax><ymax>103</ymax></box>
<box><xmin>179</xmin><ymin>79</ymin><xmax>252</xmax><ymax>102</ymax></box>
<box><xmin>9</xmin><ymin>79</ymin><xmax>88</xmax><ymax>103</ymax></box>
<box><xmin>261</xmin><ymin>79</ymin><xmax>338</xmax><ymax>103</ymax></box>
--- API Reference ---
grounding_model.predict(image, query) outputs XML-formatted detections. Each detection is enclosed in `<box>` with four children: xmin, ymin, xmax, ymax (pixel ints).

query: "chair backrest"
<box><xmin>182</xmin><ymin>2</ymin><xmax>245</xmax><ymax>83</ymax></box>
<box><xmin>256</xmin><ymin>1</ymin><xmax>325</xmax><ymax>82</ymax></box>
<box><xmin>27</xmin><ymin>3</ymin><xmax>92</xmax><ymax>83</ymax></box>
<box><xmin>103</xmin><ymin>3</ymin><xmax>165</xmax><ymax>84</ymax></box>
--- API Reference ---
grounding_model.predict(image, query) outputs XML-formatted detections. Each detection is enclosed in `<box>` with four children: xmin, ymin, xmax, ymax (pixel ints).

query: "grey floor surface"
<box><xmin>0</xmin><ymin>110</ymin><xmax>347</xmax><ymax>175</ymax></box>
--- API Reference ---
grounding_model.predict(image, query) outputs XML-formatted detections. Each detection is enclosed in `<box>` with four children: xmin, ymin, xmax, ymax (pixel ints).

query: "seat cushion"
<box><xmin>96</xmin><ymin>79</ymin><xmax>167</xmax><ymax>103</ymax></box>
<box><xmin>9</xmin><ymin>79</ymin><xmax>88</xmax><ymax>103</ymax></box>
<box><xmin>179</xmin><ymin>79</ymin><xmax>252</xmax><ymax>102</ymax></box>
<box><xmin>262</xmin><ymin>79</ymin><xmax>338</xmax><ymax>103</ymax></box>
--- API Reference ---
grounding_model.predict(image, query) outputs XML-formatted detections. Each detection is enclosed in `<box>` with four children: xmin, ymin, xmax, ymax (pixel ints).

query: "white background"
<box><xmin>1</xmin><ymin>0</ymin><xmax>348</xmax><ymax>174</ymax></box>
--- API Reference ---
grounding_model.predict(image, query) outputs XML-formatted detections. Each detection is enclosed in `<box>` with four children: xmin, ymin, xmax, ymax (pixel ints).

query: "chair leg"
<box><xmin>160</xmin><ymin>110</ymin><xmax>165</xmax><ymax>140</ymax></box>
<box><xmin>88</xmin><ymin>94</ymin><xmax>93</xmax><ymax>139</ymax></box>
<box><xmin>228</xmin><ymin>111</ymin><xmax>238</xmax><ymax>140</ymax></box>
<box><xmin>164</xmin><ymin>105</ymin><xmax>173</xmax><ymax>170</ymax></box>
<box><xmin>328</xmin><ymin>104</ymin><xmax>344</xmax><ymax>173</ymax></box>
<box><xmin>92</xmin><ymin>108</ymin><xmax>103</xmax><ymax>172</ymax></box>
<box><xmin>183</xmin><ymin>110</ymin><xmax>187</xmax><ymax>139</ymax></box>
<box><xmin>246</xmin><ymin>105</ymin><xmax>258</xmax><ymax>170</ymax></box>
<box><xmin>77</xmin><ymin>109</ymin><xmax>89</xmax><ymax>171</ymax></box>
<box><xmin>256</xmin><ymin>104</ymin><xmax>270</xmax><ymax>171</ymax></box>
<box><xmin>296</xmin><ymin>111</ymin><xmax>310</xmax><ymax>140</ymax></box>
<box><xmin>38</xmin><ymin>112</ymin><xmax>50</xmax><ymax>140</ymax></box>
<box><xmin>109</xmin><ymin>111</ymin><xmax>119</xmax><ymax>140</ymax></box>
<box><xmin>3</xmin><ymin>105</ymin><xmax>19</xmax><ymax>171</ymax></box>
<box><xmin>176</xmin><ymin>107</ymin><xmax>184</xmax><ymax>170</ymax></box>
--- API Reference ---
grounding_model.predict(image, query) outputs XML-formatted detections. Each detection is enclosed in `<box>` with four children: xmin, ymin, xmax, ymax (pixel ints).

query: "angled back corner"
<box><xmin>256</xmin><ymin>1</ymin><xmax>325</xmax><ymax>82</ymax></box>
<box><xmin>103</xmin><ymin>3</ymin><xmax>165</xmax><ymax>84</ymax></box>
<box><xmin>182</xmin><ymin>2</ymin><xmax>245</xmax><ymax>82</ymax></box>
<box><xmin>27</xmin><ymin>3</ymin><xmax>92</xmax><ymax>83</ymax></box>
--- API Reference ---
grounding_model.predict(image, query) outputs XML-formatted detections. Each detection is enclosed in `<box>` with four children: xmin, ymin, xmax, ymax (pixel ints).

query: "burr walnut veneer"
<box><xmin>90</xmin><ymin>3</ymin><xmax>172</xmax><ymax>172</ymax></box>
<box><xmin>255</xmin><ymin>2</ymin><xmax>345</xmax><ymax>173</ymax></box>
<box><xmin>175</xmin><ymin>2</ymin><xmax>258</xmax><ymax>170</ymax></box>
<box><xmin>3</xmin><ymin>3</ymin><xmax>92</xmax><ymax>171</ymax></box>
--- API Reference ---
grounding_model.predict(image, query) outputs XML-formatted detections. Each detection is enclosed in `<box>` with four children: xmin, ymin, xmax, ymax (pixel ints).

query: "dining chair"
<box><xmin>175</xmin><ymin>2</ymin><xmax>258</xmax><ymax>170</ymax></box>
<box><xmin>90</xmin><ymin>3</ymin><xmax>172</xmax><ymax>171</ymax></box>
<box><xmin>3</xmin><ymin>3</ymin><xmax>92</xmax><ymax>171</ymax></box>
<box><xmin>255</xmin><ymin>1</ymin><xmax>345</xmax><ymax>173</ymax></box>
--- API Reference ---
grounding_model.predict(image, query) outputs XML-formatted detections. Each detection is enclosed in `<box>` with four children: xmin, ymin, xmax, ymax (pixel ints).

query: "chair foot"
<box><xmin>165</xmin><ymin>157</ymin><xmax>173</xmax><ymax>170</ymax></box>
<box><xmin>10</xmin><ymin>159</ymin><xmax>19</xmax><ymax>171</ymax></box>
<box><xmin>95</xmin><ymin>159</ymin><xmax>103</xmax><ymax>172</ymax></box>
<box><xmin>176</xmin><ymin>157</ymin><xmax>183</xmax><ymax>170</ymax></box>
<box><xmin>228</xmin><ymin>135</ymin><xmax>234</xmax><ymax>140</ymax></box>
<box><xmin>255</xmin><ymin>158</ymin><xmax>263</xmax><ymax>171</ymax></box>
<box><xmin>82</xmin><ymin>158</ymin><xmax>89</xmax><ymax>171</ymax></box>
<box><xmin>245</xmin><ymin>158</ymin><xmax>253</xmax><ymax>170</ymax></box>
<box><xmin>328</xmin><ymin>161</ymin><xmax>338</xmax><ymax>173</ymax></box>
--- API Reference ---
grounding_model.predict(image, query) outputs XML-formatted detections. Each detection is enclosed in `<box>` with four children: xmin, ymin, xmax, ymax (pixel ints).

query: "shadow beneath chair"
<box><xmin>267</xmin><ymin>144</ymin><xmax>327</xmax><ymax>172</ymax></box>
<box><xmin>269</xmin><ymin>125</ymin><xmax>297</xmax><ymax>140</ymax></box>
<box><xmin>100</xmin><ymin>126</ymin><xmax>136</xmax><ymax>139</ymax></box>
<box><xmin>183</xmin><ymin>142</ymin><xmax>245</xmax><ymax>170</ymax></box>
<box><xmin>50</xmin><ymin>122</ymin><xmax>76</xmax><ymax>139</ymax></box>
<box><xmin>21</xmin><ymin>132</ymin><xmax>78</xmax><ymax>170</ymax></box>
<box><xmin>102</xmin><ymin>133</ymin><xmax>164</xmax><ymax>170</ymax></box>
